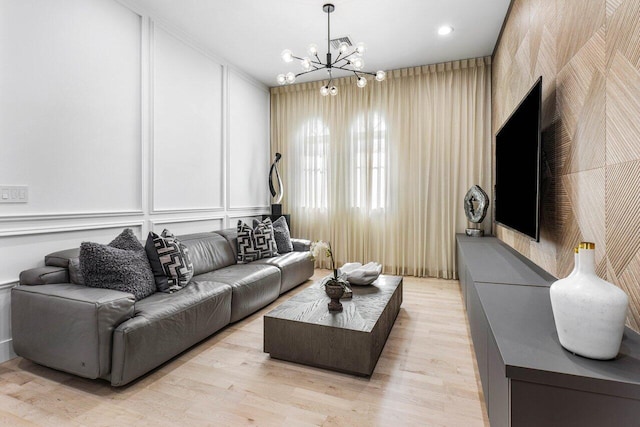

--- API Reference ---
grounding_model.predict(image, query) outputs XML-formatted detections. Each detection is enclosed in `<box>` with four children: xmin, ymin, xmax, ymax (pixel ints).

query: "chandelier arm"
<box><xmin>294</xmin><ymin>68</ymin><xmax>325</xmax><ymax>78</ymax></box>
<box><xmin>330</xmin><ymin>64</ymin><xmax>377</xmax><ymax>77</ymax></box>
<box><xmin>332</xmin><ymin>51</ymin><xmax>358</xmax><ymax>66</ymax></box>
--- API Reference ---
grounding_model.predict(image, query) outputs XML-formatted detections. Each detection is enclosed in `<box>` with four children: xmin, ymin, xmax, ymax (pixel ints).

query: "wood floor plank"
<box><xmin>0</xmin><ymin>270</ymin><xmax>489</xmax><ymax>426</ymax></box>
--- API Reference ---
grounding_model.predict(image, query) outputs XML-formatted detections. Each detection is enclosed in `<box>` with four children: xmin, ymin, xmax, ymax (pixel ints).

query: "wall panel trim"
<box><xmin>0</xmin><ymin>221</ymin><xmax>145</xmax><ymax>238</ymax></box>
<box><xmin>0</xmin><ymin>210</ymin><xmax>143</xmax><ymax>222</ymax></box>
<box><xmin>149</xmin><ymin>215</ymin><xmax>225</xmax><ymax>226</ymax></box>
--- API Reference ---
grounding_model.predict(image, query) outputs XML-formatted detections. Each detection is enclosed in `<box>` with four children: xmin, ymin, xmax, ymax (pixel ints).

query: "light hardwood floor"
<box><xmin>0</xmin><ymin>270</ymin><xmax>489</xmax><ymax>426</ymax></box>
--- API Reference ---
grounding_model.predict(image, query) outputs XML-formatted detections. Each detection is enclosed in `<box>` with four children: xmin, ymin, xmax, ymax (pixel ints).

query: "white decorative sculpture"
<box><xmin>339</xmin><ymin>262</ymin><xmax>382</xmax><ymax>285</ymax></box>
<box><xmin>550</xmin><ymin>242</ymin><xmax>629</xmax><ymax>360</ymax></box>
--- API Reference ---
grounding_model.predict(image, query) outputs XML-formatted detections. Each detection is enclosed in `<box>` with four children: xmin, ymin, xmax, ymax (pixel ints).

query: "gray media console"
<box><xmin>456</xmin><ymin>234</ymin><xmax>640</xmax><ymax>426</ymax></box>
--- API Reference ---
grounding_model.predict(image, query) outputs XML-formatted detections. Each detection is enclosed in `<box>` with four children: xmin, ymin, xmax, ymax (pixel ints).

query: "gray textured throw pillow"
<box><xmin>237</xmin><ymin>218</ymin><xmax>277</xmax><ymax>263</ymax></box>
<box><xmin>272</xmin><ymin>216</ymin><xmax>293</xmax><ymax>253</ymax></box>
<box><xmin>80</xmin><ymin>228</ymin><xmax>156</xmax><ymax>301</ymax></box>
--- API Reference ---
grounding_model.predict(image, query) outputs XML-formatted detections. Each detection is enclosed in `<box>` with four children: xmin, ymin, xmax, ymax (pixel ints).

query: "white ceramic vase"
<box><xmin>550</xmin><ymin>242</ymin><xmax>629</xmax><ymax>360</ymax></box>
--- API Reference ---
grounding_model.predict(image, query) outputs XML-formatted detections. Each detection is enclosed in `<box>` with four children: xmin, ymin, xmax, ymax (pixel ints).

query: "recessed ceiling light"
<box><xmin>438</xmin><ymin>25</ymin><xmax>454</xmax><ymax>36</ymax></box>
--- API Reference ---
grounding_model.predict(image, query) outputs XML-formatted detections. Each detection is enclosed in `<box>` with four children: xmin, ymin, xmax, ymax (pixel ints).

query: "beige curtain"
<box><xmin>271</xmin><ymin>57</ymin><xmax>491</xmax><ymax>279</ymax></box>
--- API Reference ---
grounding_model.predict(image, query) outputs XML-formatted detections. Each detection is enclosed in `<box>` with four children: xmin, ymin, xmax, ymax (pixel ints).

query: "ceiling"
<box><xmin>125</xmin><ymin>0</ymin><xmax>511</xmax><ymax>87</ymax></box>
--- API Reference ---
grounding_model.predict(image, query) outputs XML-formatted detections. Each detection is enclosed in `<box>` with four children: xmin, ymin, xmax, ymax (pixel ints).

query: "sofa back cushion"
<box><xmin>178</xmin><ymin>232</ymin><xmax>236</xmax><ymax>275</ymax></box>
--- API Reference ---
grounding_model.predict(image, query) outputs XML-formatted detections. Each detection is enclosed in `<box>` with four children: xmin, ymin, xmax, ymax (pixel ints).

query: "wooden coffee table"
<box><xmin>263</xmin><ymin>275</ymin><xmax>403</xmax><ymax>376</ymax></box>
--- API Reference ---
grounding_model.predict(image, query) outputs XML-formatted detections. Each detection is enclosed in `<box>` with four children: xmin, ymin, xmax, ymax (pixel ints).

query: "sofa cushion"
<box><xmin>69</xmin><ymin>257</ymin><xmax>85</xmax><ymax>285</ymax></box>
<box><xmin>80</xmin><ymin>229</ymin><xmax>156</xmax><ymax>301</ymax></box>
<box><xmin>111</xmin><ymin>280</ymin><xmax>232</xmax><ymax>386</ymax></box>
<box><xmin>178</xmin><ymin>232</ymin><xmax>236</xmax><ymax>275</ymax></box>
<box><xmin>45</xmin><ymin>248</ymin><xmax>80</xmax><ymax>268</ymax></box>
<box><xmin>237</xmin><ymin>219</ymin><xmax>277</xmax><ymax>263</ymax></box>
<box><xmin>145</xmin><ymin>230</ymin><xmax>194</xmax><ymax>293</ymax></box>
<box><xmin>253</xmin><ymin>251</ymin><xmax>314</xmax><ymax>294</ymax></box>
<box><xmin>214</xmin><ymin>228</ymin><xmax>238</xmax><ymax>259</ymax></box>
<box><xmin>195</xmin><ymin>264</ymin><xmax>281</xmax><ymax>323</ymax></box>
<box><xmin>19</xmin><ymin>266</ymin><xmax>69</xmax><ymax>286</ymax></box>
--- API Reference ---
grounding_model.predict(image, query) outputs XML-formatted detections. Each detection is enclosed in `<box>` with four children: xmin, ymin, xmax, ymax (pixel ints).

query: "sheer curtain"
<box><xmin>271</xmin><ymin>57</ymin><xmax>491</xmax><ymax>279</ymax></box>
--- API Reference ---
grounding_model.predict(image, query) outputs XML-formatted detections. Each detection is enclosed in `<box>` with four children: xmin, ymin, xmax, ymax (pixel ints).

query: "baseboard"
<box><xmin>0</xmin><ymin>338</ymin><xmax>16</xmax><ymax>363</ymax></box>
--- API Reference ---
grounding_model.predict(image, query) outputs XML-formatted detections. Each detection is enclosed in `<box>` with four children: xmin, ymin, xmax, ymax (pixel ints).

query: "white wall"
<box><xmin>0</xmin><ymin>0</ymin><xmax>271</xmax><ymax>362</ymax></box>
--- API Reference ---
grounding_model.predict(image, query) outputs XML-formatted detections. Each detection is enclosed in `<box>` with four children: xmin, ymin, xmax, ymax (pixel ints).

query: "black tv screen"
<box><xmin>495</xmin><ymin>77</ymin><xmax>542</xmax><ymax>241</ymax></box>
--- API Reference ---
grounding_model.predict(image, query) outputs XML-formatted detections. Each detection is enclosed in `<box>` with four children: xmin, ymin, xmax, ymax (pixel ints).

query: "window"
<box><xmin>349</xmin><ymin>113</ymin><xmax>387</xmax><ymax>210</ymax></box>
<box><xmin>298</xmin><ymin>118</ymin><xmax>329</xmax><ymax>209</ymax></box>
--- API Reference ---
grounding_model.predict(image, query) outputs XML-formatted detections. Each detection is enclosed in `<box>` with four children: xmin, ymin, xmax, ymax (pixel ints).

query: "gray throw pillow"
<box><xmin>237</xmin><ymin>218</ymin><xmax>277</xmax><ymax>263</ymax></box>
<box><xmin>80</xmin><ymin>228</ymin><xmax>155</xmax><ymax>301</ymax></box>
<box><xmin>145</xmin><ymin>229</ymin><xmax>194</xmax><ymax>293</ymax></box>
<box><xmin>272</xmin><ymin>216</ymin><xmax>293</xmax><ymax>253</ymax></box>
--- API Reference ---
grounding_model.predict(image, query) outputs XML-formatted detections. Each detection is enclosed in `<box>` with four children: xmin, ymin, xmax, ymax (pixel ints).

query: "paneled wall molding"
<box><xmin>0</xmin><ymin>281</ymin><xmax>17</xmax><ymax>290</ymax></box>
<box><xmin>226</xmin><ymin>206</ymin><xmax>271</xmax><ymax>213</ymax></box>
<box><xmin>150</xmin><ymin>215</ymin><xmax>226</xmax><ymax>226</ymax></box>
<box><xmin>0</xmin><ymin>210</ymin><xmax>144</xmax><ymax>222</ymax></box>
<box><xmin>150</xmin><ymin>22</ymin><xmax>226</xmax><ymax>213</ymax></box>
<box><xmin>226</xmin><ymin>68</ymin><xmax>271</xmax><ymax>211</ymax></box>
<box><xmin>150</xmin><ymin>207</ymin><xmax>226</xmax><ymax>215</ymax></box>
<box><xmin>0</xmin><ymin>221</ymin><xmax>145</xmax><ymax>238</ymax></box>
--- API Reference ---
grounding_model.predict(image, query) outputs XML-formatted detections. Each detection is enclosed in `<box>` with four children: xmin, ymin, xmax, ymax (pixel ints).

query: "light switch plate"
<box><xmin>0</xmin><ymin>185</ymin><xmax>28</xmax><ymax>203</ymax></box>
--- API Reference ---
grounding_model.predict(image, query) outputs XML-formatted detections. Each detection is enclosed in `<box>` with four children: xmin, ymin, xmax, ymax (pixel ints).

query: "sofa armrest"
<box><xmin>11</xmin><ymin>284</ymin><xmax>135</xmax><ymax>379</ymax></box>
<box><xmin>291</xmin><ymin>238</ymin><xmax>311</xmax><ymax>252</ymax></box>
<box><xmin>19</xmin><ymin>266</ymin><xmax>69</xmax><ymax>285</ymax></box>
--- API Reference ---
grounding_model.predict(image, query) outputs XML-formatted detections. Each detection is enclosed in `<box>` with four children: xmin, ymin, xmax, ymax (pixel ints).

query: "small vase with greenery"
<box><xmin>311</xmin><ymin>240</ymin><xmax>349</xmax><ymax>311</ymax></box>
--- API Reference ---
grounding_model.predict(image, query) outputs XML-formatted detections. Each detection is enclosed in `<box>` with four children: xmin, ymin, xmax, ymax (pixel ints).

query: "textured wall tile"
<box><xmin>556</xmin><ymin>0</ymin><xmax>606</xmax><ymax>70</ymax></box>
<box><xmin>605</xmin><ymin>161</ymin><xmax>640</xmax><ymax>277</ymax></box>
<box><xmin>495</xmin><ymin>0</ymin><xmax>640</xmax><ymax>330</ymax></box>
<box><xmin>606</xmin><ymin>52</ymin><xmax>640</xmax><ymax>165</ymax></box>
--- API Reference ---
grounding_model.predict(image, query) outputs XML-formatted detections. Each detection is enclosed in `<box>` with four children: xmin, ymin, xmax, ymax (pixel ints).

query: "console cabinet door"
<box><xmin>488</xmin><ymin>331</ymin><xmax>509</xmax><ymax>427</ymax></box>
<box><xmin>457</xmin><ymin>245</ymin><xmax>467</xmax><ymax>308</ymax></box>
<box><xmin>467</xmin><ymin>281</ymin><xmax>489</xmax><ymax>404</ymax></box>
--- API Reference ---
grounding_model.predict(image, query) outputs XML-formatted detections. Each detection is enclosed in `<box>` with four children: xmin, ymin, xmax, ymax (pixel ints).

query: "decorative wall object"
<box><xmin>493</xmin><ymin>0</ymin><xmax>640</xmax><ymax>331</ymax></box>
<box><xmin>464</xmin><ymin>185</ymin><xmax>489</xmax><ymax>237</ymax></box>
<box><xmin>550</xmin><ymin>242</ymin><xmax>629</xmax><ymax>360</ymax></box>
<box><xmin>269</xmin><ymin>152</ymin><xmax>283</xmax><ymax>215</ymax></box>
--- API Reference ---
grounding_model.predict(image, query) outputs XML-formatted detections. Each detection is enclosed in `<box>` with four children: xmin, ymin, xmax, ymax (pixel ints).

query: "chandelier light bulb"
<box><xmin>338</xmin><ymin>42</ymin><xmax>349</xmax><ymax>54</ymax></box>
<box><xmin>351</xmin><ymin>57</ymin><xmax>364</xmax><ymax>69</ymax></box>
<box><xmin>285</xmin><ymin>72</ymin><xmax>296</xmax><ymax>84</ymax></box>
<box><xmin>301</xmin><ymin>57</ymin><xmax>311</xmax><ymax>70</ymax></box>
<box><xmin>276</xmin><ymin>74</ymin><xmax>286</xmax><ymax>85</ymax></box>
<box><xmin>320</xmin><ymin>86</ymin><xmax>330</xmax><ymax>96</ymax></box>
<box><xmin>330</xmin><ymin>86</ymin><xmax>338</xmax><ymax>96</ymax></box>
<box><xmin>308</xmin><ymin>44</ymin><xmax>318</xmax><ymax>56</ymax></box>
<box><xmin>357</xmin><ymin>77</ymin><xmax>367</xmax><ymax>88</ymax></box>
<box><xmin>281</xmin><ymin>49</ymin><xmax>293</xmax><ymax>63</ymax></box>
<box><xmin>438</xmin><ymin>25</ymin><xmax>454</xmax><ymax>36</ymax></box>
<box><xmin>375</xmin><ymin>70</ymin><xmax>386</xmax><ymax>81</ymax></box>
<box><xmin>355</xmin><ymin>42</ymin><xmax>366</xmax><ymax>55</ymax></box>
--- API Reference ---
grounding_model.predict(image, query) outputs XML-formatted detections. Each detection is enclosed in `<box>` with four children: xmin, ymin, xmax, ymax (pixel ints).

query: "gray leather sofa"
<box><xmin>11</xmin><ymin>228</ymin><xmax>314</xmax><ymax>386</ymax></box>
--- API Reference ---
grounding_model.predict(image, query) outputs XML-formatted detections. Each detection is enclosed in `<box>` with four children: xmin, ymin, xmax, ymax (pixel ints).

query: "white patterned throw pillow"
<box><xmin>145</xmin><ymin>229</ymin><xmax>194</xmax><ymax>293</ymax></box>
<box><xmin>237</xmin><ymin>218</ymin><xmax>277</xmax><ymax>263</ymax></box>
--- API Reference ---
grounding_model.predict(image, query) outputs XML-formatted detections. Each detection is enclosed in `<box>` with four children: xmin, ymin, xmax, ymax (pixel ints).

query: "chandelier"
<box><xmin>276</xmin><ymin>3</ymin><xmax>386</xmax><ymax>96</ymax></box>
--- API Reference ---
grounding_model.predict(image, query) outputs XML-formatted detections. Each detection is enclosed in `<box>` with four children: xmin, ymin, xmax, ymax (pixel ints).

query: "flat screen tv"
<box><xmin>495</xmin><ymin>77</ymin><xmax>542</xmax><ymax>241</ymax></box>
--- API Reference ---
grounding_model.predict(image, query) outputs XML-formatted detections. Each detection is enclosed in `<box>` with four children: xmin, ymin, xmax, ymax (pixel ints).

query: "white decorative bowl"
<box><xmin>338</xmin><ymin>262</ymin><xmax>382</xmax><ymax>286</ymax></box>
